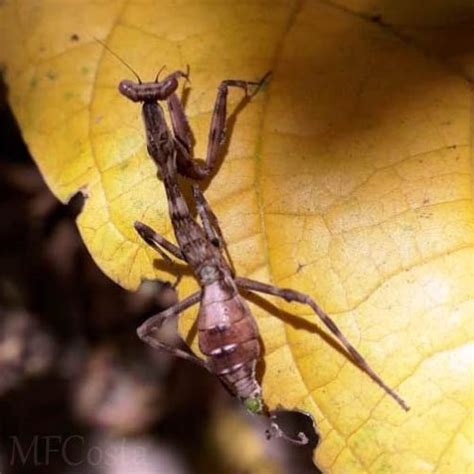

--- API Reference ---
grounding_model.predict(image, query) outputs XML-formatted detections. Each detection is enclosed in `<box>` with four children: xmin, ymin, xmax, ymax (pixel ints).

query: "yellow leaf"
<box><xmin>1</xmin><ymin>1</ymin><xmax>473</xmax><ymax>472</ymax></box>
<box><xmin>328</xmin><ymin>0</ymin><xmax>474</xmax><ymax>81</ymax></box>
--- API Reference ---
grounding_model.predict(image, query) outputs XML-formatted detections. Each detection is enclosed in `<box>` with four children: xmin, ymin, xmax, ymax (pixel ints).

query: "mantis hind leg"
<box><xmin>137</xmin><ymin>290</ymin><xmax>208</xmax><ymax>369</ymax></box>
<box><xmin>235</xmin><ymin>276</ymin><xmax>409</xmax><ymax>411</ymax></box>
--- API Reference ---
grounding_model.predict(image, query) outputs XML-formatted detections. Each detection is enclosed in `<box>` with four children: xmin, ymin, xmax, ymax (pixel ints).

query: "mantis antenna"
<box><xmin>94</xmin><ymin>37</ymin><xmax>143</xmax><ymax>84</ymax></box>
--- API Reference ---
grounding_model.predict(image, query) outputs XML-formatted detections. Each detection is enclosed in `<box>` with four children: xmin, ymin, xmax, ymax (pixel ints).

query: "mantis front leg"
<box><xmin>167</xmin><ymin>73</ymin><xmax>271</xmax><ymax>180</ymax></box>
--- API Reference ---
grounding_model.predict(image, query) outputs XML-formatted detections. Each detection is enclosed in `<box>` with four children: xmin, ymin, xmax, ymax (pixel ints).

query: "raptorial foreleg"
<box><xmin>167</xmin><ymin>73</ymin><xmax>271</xmax><ymax>180</ymax></box>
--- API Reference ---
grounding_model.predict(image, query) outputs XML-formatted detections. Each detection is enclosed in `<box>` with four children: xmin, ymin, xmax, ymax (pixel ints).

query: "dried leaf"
<box><xmin>1</xmin><ymin>1</ymin><xmax>473</xmax><ymax>472</ymax></box>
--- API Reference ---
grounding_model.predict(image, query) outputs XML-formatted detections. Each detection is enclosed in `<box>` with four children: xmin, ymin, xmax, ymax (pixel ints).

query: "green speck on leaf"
<box><xmin>29</xmin><ymin>76</ymin><xmax>38</xmax><ymax>89</ymax></box>
<box><xmin>243</xmin><ymin>396</ymin><xmax>263</xmax><ymax>414</ymax></box>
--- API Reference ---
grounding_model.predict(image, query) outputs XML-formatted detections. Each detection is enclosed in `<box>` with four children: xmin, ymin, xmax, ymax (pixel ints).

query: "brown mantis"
<box><xmin>103</xmin><ymin>42</ymin><xmax>409</xmax><ymax>440</ymax></box>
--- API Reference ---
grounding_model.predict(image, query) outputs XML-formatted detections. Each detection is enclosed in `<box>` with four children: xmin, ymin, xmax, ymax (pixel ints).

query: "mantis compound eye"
<box><xmin>159</xmin><ymin>77</ymin><xmax>179</xmax><ymax>97</ymax></box>
<box><xmin>118</xmin><ymin>80</ymin><xmax>139</xmax><ymax>101</ymax></box>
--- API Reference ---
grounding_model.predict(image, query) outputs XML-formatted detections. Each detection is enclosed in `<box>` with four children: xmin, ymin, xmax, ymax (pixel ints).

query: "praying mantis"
<box><xmin>104</xmin><ymin>43</ymin><xmax>409</xmax><ymax>441</ymax></box>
